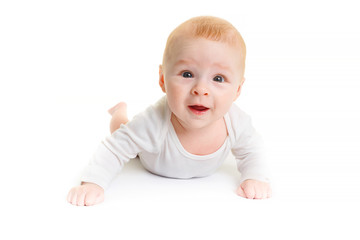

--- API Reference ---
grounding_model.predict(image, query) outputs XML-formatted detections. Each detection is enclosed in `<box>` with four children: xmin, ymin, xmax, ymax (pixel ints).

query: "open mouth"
<box><xmin>188</xmin><ymin>105</ymin><xmax>210</xmax><ymax>115</ymax></box>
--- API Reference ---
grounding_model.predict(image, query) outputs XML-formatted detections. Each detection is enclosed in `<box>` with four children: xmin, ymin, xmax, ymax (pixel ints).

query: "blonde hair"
<box><xmin>162</xmin><ymin>16</ymin><xmax>246</xmax><ymax>76</ymax></box>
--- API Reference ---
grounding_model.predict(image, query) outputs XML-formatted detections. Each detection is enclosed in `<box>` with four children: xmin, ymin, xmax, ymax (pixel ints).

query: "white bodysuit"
<box><xmin>81</xmin><ymin>96</ymin><xmax>269</xmax><ymax>189</ymax></box>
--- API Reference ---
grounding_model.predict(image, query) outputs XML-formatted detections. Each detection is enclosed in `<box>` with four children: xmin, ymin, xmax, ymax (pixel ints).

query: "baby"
<box><xmin>67</xmin><ymin>16</ymin><xmax>272</xmax><ymax>206</ymax></box>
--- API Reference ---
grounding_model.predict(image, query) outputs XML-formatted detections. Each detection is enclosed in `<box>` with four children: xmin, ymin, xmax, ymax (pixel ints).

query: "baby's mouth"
<box><xmin>188</xmin><ymin>105</ymin><xmax>210</xmax><ymax>114</ymax></box>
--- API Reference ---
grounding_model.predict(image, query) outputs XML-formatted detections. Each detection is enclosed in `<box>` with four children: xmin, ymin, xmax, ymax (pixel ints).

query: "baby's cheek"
<box><xmin>166</xmin><ymin>93</ymin><xmax>182</xmax><ymax>113</ymax></box>
<box><xmin>215</xmin><ymin>96</ymin><xmax>234</xmax><ymax>114</ymax></box>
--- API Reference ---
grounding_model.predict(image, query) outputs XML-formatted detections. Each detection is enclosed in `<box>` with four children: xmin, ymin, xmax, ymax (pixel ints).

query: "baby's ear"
<box><xmin>159</xmin><ymin>65</ymin><xmax>166</xmax><ymax>93</ymax></box>
<box><xmin>234</xmin><ymin>77</ymin><xmax>245</xmax><ymax>100</ymax></box>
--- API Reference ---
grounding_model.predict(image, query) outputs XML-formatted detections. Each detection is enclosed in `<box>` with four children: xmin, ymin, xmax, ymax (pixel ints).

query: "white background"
<box><xmin>1</xmin><ymin>0</ymin><xmax>359</xmax><ymax>239</ymax></box>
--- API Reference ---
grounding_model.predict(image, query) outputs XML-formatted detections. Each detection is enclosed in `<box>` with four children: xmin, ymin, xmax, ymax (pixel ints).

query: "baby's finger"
<box><xmin>76</xmin><ymin>190</ymin><xmax>86</xmax><ymax>206</ymax></box>
<box><xmin>253</xmin><ymin>185</ymin><xmax>265</xmax><ymax>199</ymax></box>
<box><xmin>67</xmin><ymin>189</ymin><xmax>73</xmax><ymax>203</ymax></box>
<box><xmin>254</xmin><ymin>190</ymin><xmax>264</xmax><ymax>199</ymax></box>
<box><xmin>236</xmin><ymin>186</ymin><xmax>246</xmax><ymax>198</ymax></box>
<box><xmin>68</xmin><ymin>188</ymin><xmax>79</xmax><ymax>205</ymax></box>
<box><xmin>84</xmin><ymin>192</ymin><xmax>96</xmax><ymax>206</ymax></box>
<box><xmin>244</xmin><ymin>186</ymin><xmax>255</xmax><ymax>199</ymax></box>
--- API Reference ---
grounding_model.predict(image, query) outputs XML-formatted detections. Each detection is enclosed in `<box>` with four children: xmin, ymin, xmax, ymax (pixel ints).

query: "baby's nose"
<box><xmin>191</xmin><ymin>82</ymin><xmax>209</xmax><ymax>96</ymax></box>
<box><xmin>192</xmin><ymin>87</ymin><xmax>209</xmax><ymax>96</ymax></box>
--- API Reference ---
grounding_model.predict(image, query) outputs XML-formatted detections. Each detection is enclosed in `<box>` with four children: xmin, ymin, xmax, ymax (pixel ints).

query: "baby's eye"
<box><xmin>182</xmin><ymin>71</ymin><xmax>193</xmax><ymax>78</ymax></box>
<box><xmin>213</xmin><ymin>75</ymin><xmax>225</xmax><ymax>83</ymax></box>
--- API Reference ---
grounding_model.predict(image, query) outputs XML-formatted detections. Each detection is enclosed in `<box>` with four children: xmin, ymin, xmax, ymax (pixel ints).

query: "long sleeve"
<box><xmin>229</xmin><ymin>105</ymin><xmax>270</xmax><ymax>183</ymax></box>
<box><xmin>80</xmin><ymin>138</ymin><xmax>132</xmax><ymax>190</ymax></box>
<box><xmin>80</xmin><ymin>97</ymin><xmax>168</xmax><ymax>189</ymax></box>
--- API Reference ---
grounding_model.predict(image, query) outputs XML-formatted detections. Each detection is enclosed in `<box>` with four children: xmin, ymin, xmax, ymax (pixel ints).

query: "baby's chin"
<box><xmin>179</xmin><ymin>115</ymin><xmax>224</xmax><ymax>130</ymax></box>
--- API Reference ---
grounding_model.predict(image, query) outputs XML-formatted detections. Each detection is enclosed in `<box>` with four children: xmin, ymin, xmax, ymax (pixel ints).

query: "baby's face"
<box><xmin>160</xmin><ymin>37</ymin><xmax>245</xmax><ymax>130</ymax></box>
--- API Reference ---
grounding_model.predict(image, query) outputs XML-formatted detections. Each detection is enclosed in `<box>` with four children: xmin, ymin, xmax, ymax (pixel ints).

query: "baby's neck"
<box><xmin>171</xmin><ymin>114</ymin><xmax>228</xmax><ymax>155</ymax></box>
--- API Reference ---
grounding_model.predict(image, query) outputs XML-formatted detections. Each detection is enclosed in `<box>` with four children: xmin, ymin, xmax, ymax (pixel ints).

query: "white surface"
<box><xmin>1</xmin><ymin>0</ymin><xmax>360</xmax><ymax>239</ymax></box>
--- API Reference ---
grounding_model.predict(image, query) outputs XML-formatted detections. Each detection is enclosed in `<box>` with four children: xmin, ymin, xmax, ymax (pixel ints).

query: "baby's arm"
<box><xmin>67</xmin><ymin>182</ymin><xmax>104</xmax><ymax>206</ymax></box>
<box><xmin>229</xmin><ymin>106</ymin><xmax>271</xmax><ymax>199</ymax></box>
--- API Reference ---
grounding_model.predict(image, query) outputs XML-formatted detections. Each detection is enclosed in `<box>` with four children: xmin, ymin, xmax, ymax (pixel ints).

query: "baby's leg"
<box><xmin>108</xmin><ymin>102</ymin><xmax>129</xmax><ymax>134</ymax></box>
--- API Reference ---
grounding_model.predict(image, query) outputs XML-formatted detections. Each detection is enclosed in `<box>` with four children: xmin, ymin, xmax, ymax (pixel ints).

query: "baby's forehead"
<box><xmin>167</xmin><ymin>28</ymin><xmax>245</xmax><ymax>59</ymax></box>
<box><xmin>174</xmin><ymin>26</ymin><xmax>241</xmax><ymax>45</ymax></box>
<box><xmin>174</xmin><ymin>34</ymin><xmax>241</xmax><ymax>48</ymax></box>
<box><xmin>170</xmin><ymin>35</ymin><xmax>244</xmax><ymax>60</ymax></box>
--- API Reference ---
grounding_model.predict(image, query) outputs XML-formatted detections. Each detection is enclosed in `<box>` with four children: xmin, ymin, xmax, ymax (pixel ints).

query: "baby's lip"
<box><xmin>188</xmin><ymin>105</ymin><xmax>210</xmax><ymax>114</ymax></box>
<box><xmin>188</xmin><ymin>105</ymin><xmax>209</xmax><ymax>111</ymax></box>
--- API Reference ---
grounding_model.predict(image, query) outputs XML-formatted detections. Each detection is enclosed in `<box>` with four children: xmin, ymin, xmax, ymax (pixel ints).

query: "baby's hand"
<box><xmin>67</xmin><ymin>182</ymin><xmax>104</xmax><ymax>206</ymax></box>
<box><xmin>237</xmin><ymin>179</ymin><xmax>272</xmax><ymax>199</ymax></box>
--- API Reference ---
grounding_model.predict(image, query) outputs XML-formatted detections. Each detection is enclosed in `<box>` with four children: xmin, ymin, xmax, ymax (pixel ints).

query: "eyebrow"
<box><xmin>174</xmin><ymin>59</ymin><xmax>194</xmax><ymax>67</ymax></box>
<box><xmin>174</xmin><ymin>59</ymin><xmax>232</xmax><ymax>73</ymax></box>
<box><xmin>212</xmin><ymin>62</ymin><xmax>232</xmax><ymax>72</ymax></box>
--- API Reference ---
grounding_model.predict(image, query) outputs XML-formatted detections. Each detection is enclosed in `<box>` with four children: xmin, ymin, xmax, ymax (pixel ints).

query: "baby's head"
<box><xmin>159</xmin><ymin>16</ymin><xmax>247</xmax><ymax>129</ymax></box>
<box><xmin>162</xmin><ymin>16</ymin><xmax>246</xmax><ymax>80</ymax></box>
